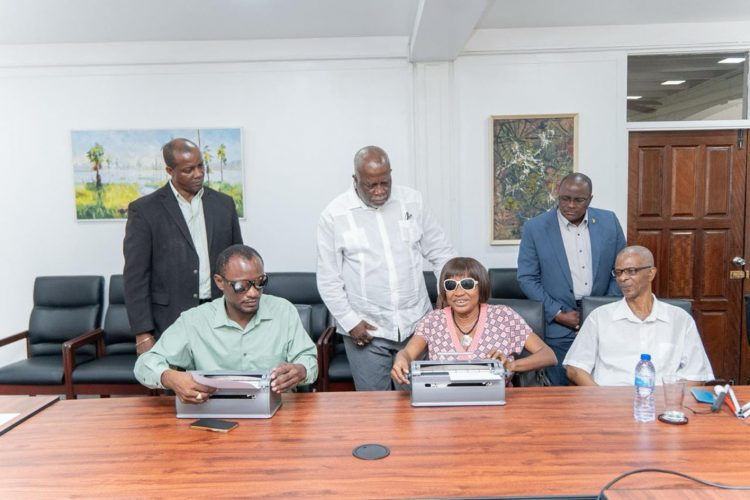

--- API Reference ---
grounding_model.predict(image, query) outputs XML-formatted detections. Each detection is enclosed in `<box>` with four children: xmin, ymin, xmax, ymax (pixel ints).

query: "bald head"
<box><xmin>163</xmin><ymin>138</ymin><xmax>200</xmax><ymax>168</ymax></box>
<box><xmin>559</xmin><ymin>172</ymin><xmax>593</xmax><ymax>193</ymax></box>
<box><xmin>352</xmin><ymin>145</ymin><xmax>392</xmax><ymax>207</ymax></box>
<box><xmin>353</xmin><ymin>146</ymin><xmax>390</xmax><ymax>175</ymax></box>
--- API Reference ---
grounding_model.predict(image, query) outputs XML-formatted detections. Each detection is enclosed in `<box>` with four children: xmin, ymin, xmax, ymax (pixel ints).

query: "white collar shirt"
<box><xmin>169</xmin><ymin>181</ymin><xmax>211</xmax><ymax>299</ymax></box>
<box><xmin>316</xmin><ymin>185</ymin><xmax>456</xmax><ymax>342</ymax></box>
<box><xmin>557</xmin><ymin>209</ymin><xmax>593</xmax><ymax>299</ymax></box>
<box><xmin>563</xmin><ymin>296</ymin><xmax>714</xmax><ymax>386</ymax></box>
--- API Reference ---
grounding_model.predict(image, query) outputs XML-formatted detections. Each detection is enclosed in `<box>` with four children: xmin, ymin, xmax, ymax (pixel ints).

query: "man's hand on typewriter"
<box><xmin>270</xmin><ymin>363</ymin><xmax>307</xmax><ymax>393</ymax></box>
<box><xmin>391</xmin><ymin>353</ymin><xmax>411</xmax><ymax>385</ymax></box>
<box><xmin>161</xmin><ymin>369</ymin><xmax>216</xmax><ymax>404</ymax></box>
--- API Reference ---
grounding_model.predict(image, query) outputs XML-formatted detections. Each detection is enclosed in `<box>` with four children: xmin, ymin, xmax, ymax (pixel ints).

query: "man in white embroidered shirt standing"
<box><xmin>563</xmin><ymin>245</ymin><xmax>714</xmax><ymax>386</ymax></box>
<box><xmin>316</xmin><ymin>145</ymin><xmax>456</xmax><ymax>390</ymax></box>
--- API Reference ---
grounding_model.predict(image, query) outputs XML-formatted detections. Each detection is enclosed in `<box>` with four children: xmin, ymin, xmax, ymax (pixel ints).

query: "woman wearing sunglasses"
<box><xmin>391</xmin><ymin>257</ymin><xmax>556</xmax><ymax>385</ymax></box>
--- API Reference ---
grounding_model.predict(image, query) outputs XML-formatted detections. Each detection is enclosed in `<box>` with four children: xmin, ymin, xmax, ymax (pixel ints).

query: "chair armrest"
<box><xmin>62</xmin><ymin>328</ymin><xmax>105</xmax><ymax>398</ymax></box>
<box><xmin>317</xmin><ymin>326</ymin><xmax>337</xmax><ymax>359</ymax></box>
<box><xmin>317</xmin><ymin>325</ymin><xmax>336</xmax><ymax>347</ymax></box>
<box><xmin>63</xmin><ymin>328</ymin><xmax>105</xmax><ymax>357</ymax></box>
<box><xmin>316</xmin><ymin>326</ymin><xmax>336</xmax><ymax>392</ymax></box>
<box><xmin>0</xmin><ymin>330</ymin><xmax>29</xmax><ymax>348</ymax></box>
<box><xmin>510</xmin><ymin>348</ymin><xmax>551</xmax><ymax>387</ymax></box>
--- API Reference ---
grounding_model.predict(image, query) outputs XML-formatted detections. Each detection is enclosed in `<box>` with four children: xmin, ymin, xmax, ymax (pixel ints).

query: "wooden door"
<box><xmin>629</xmin><ymin>130</ymin><xmax>747</xmax><ymax>383</ymax></box>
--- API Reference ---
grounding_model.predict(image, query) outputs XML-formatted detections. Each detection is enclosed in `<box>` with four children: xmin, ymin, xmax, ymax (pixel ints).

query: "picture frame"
<box><xmin>490</xmin><ymin>114</ymin><xmax>577</xmax><ymax>245</ymax></box>
<box><xmin>72</xmin><ymin>128</ymin><xmax>244</xmax><ymax>221</ymax></box>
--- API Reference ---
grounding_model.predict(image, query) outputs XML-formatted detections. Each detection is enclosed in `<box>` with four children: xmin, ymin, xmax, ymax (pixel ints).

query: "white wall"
<box><xmin>1</xmin><ymin>22</ymin><xmax>749</xmax><ymax>368</ymax></box>
<box><xmin>0</xmin><ymin>45</ymin><xmax>415</xmax><ymax>367</ymax></box>
<box><xmin>452</xmin><ymin>51</ymin><xmax>628</xmax><ymax>268</ymax></box>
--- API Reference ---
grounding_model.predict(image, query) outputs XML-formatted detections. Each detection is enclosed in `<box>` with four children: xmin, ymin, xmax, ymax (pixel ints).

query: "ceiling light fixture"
<box><xmin>661</xmin><ymin>80</ymin><xmax>685</xmax><ymax>86</ymax></box>
<box><xmin>627</xmin><ymin>96</ymin><xmax>642</xmax><ymax>100</ymax></box>
<box><xmin>718</xmin><ymin>57</ymin><xmax>745</xmax><ymax>64</ymax></box>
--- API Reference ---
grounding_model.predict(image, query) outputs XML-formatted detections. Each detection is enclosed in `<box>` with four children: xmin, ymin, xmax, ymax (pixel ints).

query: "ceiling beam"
<box><xmin>409</xmin><ymin>0</ymin><xmax>489</xmax><ymax>62</ymax></box>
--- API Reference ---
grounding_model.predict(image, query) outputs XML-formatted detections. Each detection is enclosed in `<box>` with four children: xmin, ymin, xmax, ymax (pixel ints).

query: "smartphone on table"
<box><xmin>190</xmin><ymin>418</ymin><xmax>238</xmax><ymax>432</ymax></box>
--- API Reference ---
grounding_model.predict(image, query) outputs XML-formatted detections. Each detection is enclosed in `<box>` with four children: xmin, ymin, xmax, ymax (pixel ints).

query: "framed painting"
<box><xmin>72</xmin><ymin>128</ymin><xmax>244</xmax><ymax>220</ymax></box>
<box><xmin>490</xmin><ymin>114</ymin><xmax>577</xmax><ymax>244</ymax></box>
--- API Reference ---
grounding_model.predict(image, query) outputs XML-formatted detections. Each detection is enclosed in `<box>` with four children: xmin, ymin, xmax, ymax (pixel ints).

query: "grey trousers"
<box><xmin>343</xmin><ymin>335</ymin><xmax>411</xmax><ymax>391</ymax></box>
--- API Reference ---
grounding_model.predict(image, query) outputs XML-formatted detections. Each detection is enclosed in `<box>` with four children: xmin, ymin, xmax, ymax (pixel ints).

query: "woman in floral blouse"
<box><xmin>391</xmin><ymin>257</ymin><xmax>555</xmax><ymax>385</ymax></box>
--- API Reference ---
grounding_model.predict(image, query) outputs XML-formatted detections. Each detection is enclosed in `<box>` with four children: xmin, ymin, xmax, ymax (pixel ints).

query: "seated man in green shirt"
<box><xmin>134</xmin><ymin>244</ymin><xmax>318</xmax><ymax>404</ymax></box>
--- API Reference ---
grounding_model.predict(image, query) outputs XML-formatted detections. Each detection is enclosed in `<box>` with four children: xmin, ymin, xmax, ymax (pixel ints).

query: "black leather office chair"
<box><xmin>264</xmin><ymin>272</ymin><xmax>332</xmax><ymax>392</ymax></box>
<box><xmin>489</xmin><ymin>268</ymin><xmax>527</xmax><ymax>299</ymax></box>
<box><xmin>0</xmin><ymin>276</ymin><xmax>104</xmax><ymax>397</ymax></box>
<box><xmin>581</xmin><ymin>296</ymin><xmax>692</xmax><ymax>325</ymax></box>
<box><xmin>424</xmin><ymin>271</ymin><xmax>438</xmax><ymax>307</ymax></box>
<box><xmin>487</xmin><ymin>298</ymin><xmax>549</xmax><ymax>387</ymax></box>
<box><xmin>64</xmin><ymin>275</ymin><xmax>151</xmax><ymax>398</ymax></box>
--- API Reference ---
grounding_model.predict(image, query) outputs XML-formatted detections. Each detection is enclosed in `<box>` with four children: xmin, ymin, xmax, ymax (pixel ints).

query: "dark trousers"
<box><xmin>545</xmin><ymin>333</ymin><xmax>576</xmax><ymax>386</ymax></box>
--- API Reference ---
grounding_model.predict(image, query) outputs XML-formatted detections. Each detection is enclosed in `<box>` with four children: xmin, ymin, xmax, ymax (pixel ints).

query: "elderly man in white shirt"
<box><xmin>564</xmin><ymin>245</ymin><xmax>714</xmax><ymax>386</ymax></box>
<box><xmin>316</xmin><ymin>145</ymin><xmax>456</xmax><ymax>390</ymax></box>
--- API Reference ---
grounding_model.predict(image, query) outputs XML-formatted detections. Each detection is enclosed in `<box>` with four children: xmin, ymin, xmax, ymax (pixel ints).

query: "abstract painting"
<box><xmin>491</xmin><ymin>114</ymin><xmax>577</xmax><ymax>244</ymax></box>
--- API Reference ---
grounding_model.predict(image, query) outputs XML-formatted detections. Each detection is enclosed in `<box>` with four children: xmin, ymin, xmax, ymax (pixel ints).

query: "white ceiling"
<box><xmin>478</xmin><ymin>0</ymin><xmax>750</xmax><ymax>29</ymax></box>
<box><xmin>1</xmin><ymin>0</ymin><xmax>749</xmax><ymax>60</ymax></box>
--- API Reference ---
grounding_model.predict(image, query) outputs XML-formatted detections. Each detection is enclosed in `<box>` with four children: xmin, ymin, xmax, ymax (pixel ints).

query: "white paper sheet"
<box><xmin>0</xmin><ymin>413</ymin><xmax>20</xmax><ymax>426</ymax></box>
<box><xmin>191</xmin><ymin>373</ymin><xmax>263</xmax><ymax>390</ymax></box>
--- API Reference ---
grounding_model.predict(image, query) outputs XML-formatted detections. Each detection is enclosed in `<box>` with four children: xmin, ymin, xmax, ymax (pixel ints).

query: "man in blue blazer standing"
<box><xmin>517</xmin><ymin>173</ymin><xmax>626</xmax><ymax>385</ymax></box>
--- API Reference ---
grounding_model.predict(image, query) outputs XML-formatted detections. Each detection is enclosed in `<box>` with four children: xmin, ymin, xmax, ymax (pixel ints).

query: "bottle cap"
<box><xmin>640</xmin><ymin>353</ymin><xmax>651</xmax><ymax>361</ymax></box>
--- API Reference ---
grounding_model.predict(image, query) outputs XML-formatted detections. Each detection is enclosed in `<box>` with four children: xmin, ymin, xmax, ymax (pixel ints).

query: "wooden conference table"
<box><xmin>0</xmin><ymin>387</ymin><xmax>748</xmax><ymax>499</ymax></box>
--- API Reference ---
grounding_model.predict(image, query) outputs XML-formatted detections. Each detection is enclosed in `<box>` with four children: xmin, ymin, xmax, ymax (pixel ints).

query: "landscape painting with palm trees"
<box><xmin>72</xmin><ymin>128</ymin><xmax>243</xmax><ymax>220</ymax></box>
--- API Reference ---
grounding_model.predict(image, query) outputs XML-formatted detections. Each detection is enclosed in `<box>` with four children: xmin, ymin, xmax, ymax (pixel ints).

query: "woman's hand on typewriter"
<box><xmin>391</xmin><ymin>353</ymin><xmax>411</xmax><ymax>385</ymax></box>
<box><xmin>486</xmin><ymin>349</ymin><xmax>514</xmax><ymax>374</ymax></box>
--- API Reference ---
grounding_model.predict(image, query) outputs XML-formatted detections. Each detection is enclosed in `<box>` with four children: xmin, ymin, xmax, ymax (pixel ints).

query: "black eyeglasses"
<box><xmin>611</xmin><ymin>266</ymin><xmax>652</xmax><ymax>278</ymax></box>
<box><xmin>443</xmin><ymin>278</ymin><xmax>479</xmax><ymax>292</ymax></box>
<box><xmin>221</xmin><ymin>274</ymin><xmax>269</xmax><ymax>293</ymax></box>
<box><xmin>558</xmin><ymin>195</ymin><xmax>591</xmax><ymax>205</ymax></box>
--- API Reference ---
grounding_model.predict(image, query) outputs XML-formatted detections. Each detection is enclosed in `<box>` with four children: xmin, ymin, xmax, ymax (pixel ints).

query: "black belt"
<box><xmin>575</xmin><ymin>299</ymin><xmax>583</xmax><ymax>309</ymax></box>
<box><xmin>199</xmin><ymin>298</ymin><xmax>212</xmax><ymax>304</ymax></box>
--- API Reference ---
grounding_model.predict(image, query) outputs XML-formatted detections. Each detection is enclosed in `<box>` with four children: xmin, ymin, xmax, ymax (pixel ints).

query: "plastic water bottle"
<box><xmin>633</xmin><ymin>353</ymin><xmax>656</xmax><ymax>422</ymax></box>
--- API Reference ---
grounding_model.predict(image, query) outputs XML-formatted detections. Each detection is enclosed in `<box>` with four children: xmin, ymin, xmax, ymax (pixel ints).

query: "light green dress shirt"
<box><xmin>134</xmin><ymin>294</ymin><xmax>318</xmax><ymax>388</ymax></box>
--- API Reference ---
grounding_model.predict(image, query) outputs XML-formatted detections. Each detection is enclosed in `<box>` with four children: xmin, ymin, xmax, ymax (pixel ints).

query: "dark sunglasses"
<box><xmin>221</xmin><ymin>274</ymin><xmax>269</xmax><ymax>293</ymax></box>
<box><xmin>443</xmin><ymin>278</ymin><xmax>479</xmax><ymax>292</ymax></box>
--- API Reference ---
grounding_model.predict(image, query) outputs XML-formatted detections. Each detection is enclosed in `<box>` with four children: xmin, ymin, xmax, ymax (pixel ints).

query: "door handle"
<box><xmin>732</xmin><ymin>256</ymin><xmax>746</xmax><ymax>267</ymax></box>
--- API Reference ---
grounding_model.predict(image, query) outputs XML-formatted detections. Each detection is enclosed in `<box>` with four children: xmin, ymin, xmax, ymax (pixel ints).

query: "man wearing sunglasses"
<box><xmin>317</xmin><ymin>145</ymin><xmax>456</xmax><ymax>391</ymax></box>
<box><xmin>517</xmin><ymin>173</ymin><xmax>626</xmax><ymax>385</ymax></box>
<box><xmin>563</xmin><ymin>246</ymin><xmax>713</xmax><ymax>386</ymax></box>
<box><xmin>134</xmin><ymin>245</ymin><xmax>318</xmax><ymax>403</ymax></box>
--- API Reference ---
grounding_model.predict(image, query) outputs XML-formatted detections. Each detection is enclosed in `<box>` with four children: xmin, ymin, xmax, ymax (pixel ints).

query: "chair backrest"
<box><xmin>263</xmin><ymin>272</ymin><xmax>329</xmax><ymax>342</ymax></box>
<box><xmin>423</xmin><ymin>271</ymin><xmax>438</xmax><ymax>307</ymax></box>
<box><xmin>294</xmin><ymin>305</ymin><xmax>313</xmax><ymax>336</ymax></box>
<box><xmin>581</xmin><ymin>296</ymin><xmax>693</xmax><ymax>325</ymax></box>
<box><xmin>487</xmin><ymin>298</ymin><xmax>545</xmax><ymax>340</ymax></box>
<box><xmin>29</xmin><ymin>276</ymin><xmax>104</xmax><ymax>356</ymax></box>
<box><xmin>105</xmin><ymin>275</ymin><xmax>135</xmax><ymax>355</ymax></box>
<box><xmin>489</xmin><ymin>268</ymin><xmax>526</xmax><ymax>299</ymax></box>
